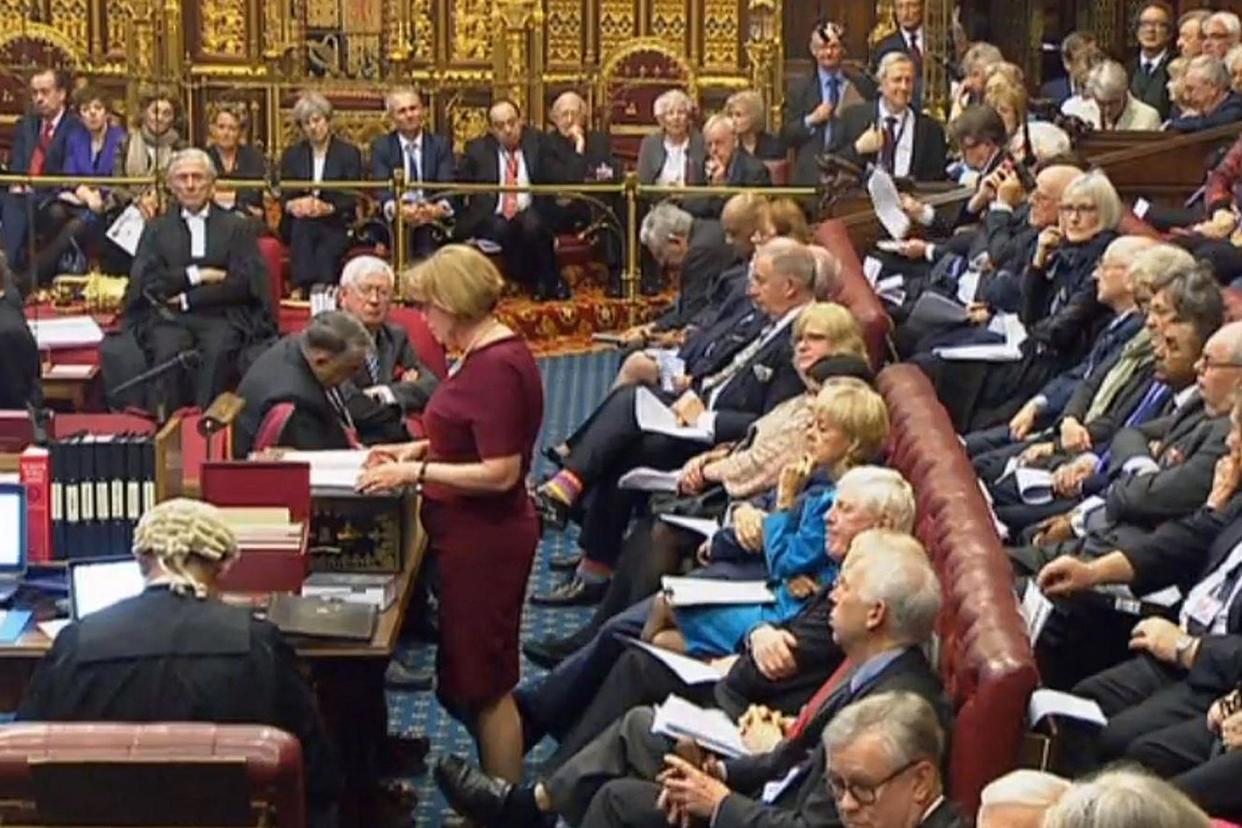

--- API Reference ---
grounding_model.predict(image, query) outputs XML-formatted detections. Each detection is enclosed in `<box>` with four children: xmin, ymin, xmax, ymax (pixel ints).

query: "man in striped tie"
<box><xmin>336</xmin><ymin>255</ymin><xmax>439</xmax><ymax>445</ymax></box>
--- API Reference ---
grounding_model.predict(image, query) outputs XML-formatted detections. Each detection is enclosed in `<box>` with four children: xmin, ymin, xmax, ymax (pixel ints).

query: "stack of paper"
<box><xmin>27</xmin><ymin>316</ymin><xmax>105</xmax><ymax>349</ymax></box>
<box><xmin>651</xmin><ymin>694</ymin><xmax>751</xmax><ymax>758</ymax></box>
<box><xmin>661</xmin><ymin>576</ymin><xmax>775</xmax><ymax>607</ymax></box>
<box><xmin>624</xmin><ymin>637</ymin><xmax>727</xmax><ymax>684</ymax></box>
<box><xmin>619</xmin><ymin>467</ymin><xmax>682</xmax><ymax>493</ymax></box>
<box><xmin>1028</xmin><ymin>688</ymin><xmax>1108</xmax><ymax>728</ymax></box>
<box><xmin>217</xmin><ymin>506</ymin><xmax>303</xmax><ymax>550</ymax></box>
<box><xmin>279</xmin><ymin>449</ymin><xmax>371</xmax><ymax>494</ymax></box>
<box><xmin>634</xmin><ymin>388</ymin><xmax>714</xmax><ymax>442</ymax></box>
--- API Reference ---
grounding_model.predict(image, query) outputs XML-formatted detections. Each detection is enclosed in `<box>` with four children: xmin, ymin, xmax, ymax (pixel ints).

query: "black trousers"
<box><xmin>146</xmin><ymin>313</ymin><xmax>244</xmax><ymax>411</ymax></box>
<box><xmin>0</xmin><ymin>194</ymin><xmax>76</xmax><ymax>292</ymax></box>
<box><xmin>1144</xmin><ymin>203</ymin><xmax>1205</xmax><ymax>232</ymax></box>
<box><xmin>1190</xmin><ymin>238</ymin><xmax>1242</xmax><ymax>286</ymax></box>
<box><xmin>289</xmin><ymin>218</ymin><xmax>350</xmax><ymax>288</ymax></box>
<box><xmin>473</xmin><ymin>209</ymin><xmax>559</xmax><ymax>292</ymax></box>
<box><xmin>0</xmin><ymin>302</ymin><xmax>40</xmax><ymax>409</ymax></box>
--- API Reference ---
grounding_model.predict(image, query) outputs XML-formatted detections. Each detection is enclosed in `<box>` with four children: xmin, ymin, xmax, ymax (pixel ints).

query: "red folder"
<box><xmin>19</xmin><ymin>447</ymin><xmax>52</xmax><ymax>563</ymax></box>
<box><xmin>200</xmin><ymin>462</ymin><xmax>310</xmax><ymax>594</ymax></box>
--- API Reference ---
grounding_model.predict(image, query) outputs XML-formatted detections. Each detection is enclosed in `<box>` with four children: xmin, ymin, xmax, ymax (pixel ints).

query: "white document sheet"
<box><xmin>932</xmin><ymin>342</ymin><xmax>1023</xmax><ymax>362</ymax></box>
<box><xmin>657</xmin><ymin>514</ymin><xmax>722</xmax><ymax>538</ymax></box>
<box><xmin>867</xmin><ymin>168</ymin><xmax>911</xmax><ymax>240</ymax></box>
<box><xmin>618</xmin><ymin>466</ymin><xmax>682</xmax><ymax>494</ymax></box>
<box><xmin>27</xmin><ymin>316</ymin><xmax>104</xmax><ymax>350</ymax></box>
<box><xmin>37</xmin><ymin>619</ymin><xmax>71</xmax><ymax>642</ymax></box>
<box><xmin>1020</xmin><ymin>579</ymin><xmax>1054</xmax><ymax>645</ymax></box>
<box><xmin>651</xmin><ymin>694</ymin><xmax>751</xmax><ymax>758</ymax></box>
<box><xmin>278</xmin><ymin>449</ymin><xmax>372</xmax><ymax>494</ymax></box>
<box><xmin>661</xmin><ymin>575</ymin><xmax>775</xmax><ymax>607</ymax></box>
<box><xmin>634</xmin><ymin>387</ymin><xmax>714</xmax><ymax>442</ymax></box>
<box><xmin>875</xmin><ymin>274</ymin><xmax>907</xmax><ymax>306</ymax></box>
<box><xmin>862</xmin><ymin>256</ymin><xmax>884</xmax><ymax>287</ymax></box>
<box><xmin>1028</xmin><ymin>688</ymin><xmax>1108</xmax><ymax>728</ymax></box>
<box><xmin>105</xmin><ymin>203</ymin><xmax>146</xmax><ymax>255</ymax></box>
<box><xmin>1015</xmin><ymin>467</ymin><xmax>1054</xmax><ymax>505</ymax></box>
<box><xmin>623</xmin><ymin>637</ymin><xmax>726</xmax><ymax>685</ymax></box>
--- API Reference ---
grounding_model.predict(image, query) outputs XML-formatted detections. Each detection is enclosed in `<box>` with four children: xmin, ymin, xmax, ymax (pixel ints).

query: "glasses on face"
<box><xmin>828</xmin><ymin>759</ymin><xmax>921</xmax><ymax>806</ymax></box>
<box><xmin>1059</xmin><ymin>203</ymin><xmax>1098</xmax><ymax>216</ymax></box>
<box><xmin>355</xmin><ymin>284</ymin><xmax>393</xmax><ymax>299</ymax></box>
<box><xmin>1200</xmin><ymin>354</ymin><xmax>1242</xmax><ymax>370</ymax></box>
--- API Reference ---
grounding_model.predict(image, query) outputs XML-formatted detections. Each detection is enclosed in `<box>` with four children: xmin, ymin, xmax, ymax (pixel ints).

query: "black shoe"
<box><xmin>548</xmin><ymin>551</ymin><xmax>582</xmax><ymax>571</ymax></box>
<box><xmin>529</xmin><ymin>575</ymin><xmax>608</xmax><ymax>607</ymax></box>
<box><xmin>434</xmin><ymin>755</ymin><xmax>514</xmax><ymax>828</ymax></box>
<box><xmin>522</xmin><ymin>626</ymin><xmax>591</xmax><ymax>669</ymax></box>
<box><xmin>385</xmin><ymin>660</ymin><xmax>435</xmax><ymax>691</ymax></box>
<box><xmin>533</xmin><ymin>488</ymin><xmax>571</xmax><ymax>531</ymax></box>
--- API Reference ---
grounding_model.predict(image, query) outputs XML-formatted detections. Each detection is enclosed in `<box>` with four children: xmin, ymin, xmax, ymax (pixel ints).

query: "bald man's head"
<box><xmin>489</xmin><ymin>99</ymin><xmax>523</xmax><ymax>149</ymax></box>
<box><xmin>1030</xmin><ymin>165</ymin><xmax>1084</xmax><ymax>228</ymax></box>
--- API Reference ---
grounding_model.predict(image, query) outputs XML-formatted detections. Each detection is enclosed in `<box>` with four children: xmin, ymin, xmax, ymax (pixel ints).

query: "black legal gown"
<box><xmin>17</xmin><ymin>587</ymin><xmax>341</xmax><ymax>825</ymax></box>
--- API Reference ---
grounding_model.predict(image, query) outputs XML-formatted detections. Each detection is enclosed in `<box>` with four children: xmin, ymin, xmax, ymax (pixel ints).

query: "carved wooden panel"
<box><xmin>450</xmin><ymin>0</ymin><xmax>495</xmax><ymax>64</ymax></box>
<box><xmin>196</xmin><ymin>0</ymin><xmax>248</xmax><ymax>59</ymax></box>
<box><xmin>410</xmin><ymin>0</ymin><xmax>434</xmax><ymax>62</ymax></box>
<box><xmin>651</xmin><ymin>0</ymin><xmax>689</xmax><ymax>50</ymax></box>
<box><xmin>546</xmin><ymin>0</ymin><xmax>584</xmax><ymax>67</ymax></box>
<box><xmin>600</xmin><ymin>0</ymin><xmax>639</xmax><ymax>57</ymax></box>
<box><xmin>703</xmin><ymin>0</ymin><xmax>740</xmax><ymax>69</ymax></box>
<box><xmin>50</xmin><ymin>0</ymin><xmax>90</xmax><ymax>52</ymax></box>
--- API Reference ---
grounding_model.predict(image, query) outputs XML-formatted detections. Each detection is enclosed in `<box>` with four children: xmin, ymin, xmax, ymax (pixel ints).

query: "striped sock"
<box><xmin>542</xmin><ymin>469</ymin><xmax>583</xmax><ymax>505</ymax></box>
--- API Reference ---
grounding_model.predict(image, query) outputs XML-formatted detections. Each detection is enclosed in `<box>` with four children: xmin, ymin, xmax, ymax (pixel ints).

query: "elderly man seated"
<box><xmin>233</xmin><ymin>310</ymin><xmax>372</xmax><ymax>456</ymax></box>
<box><xmin>1044</xmin><ymin>770</ymin><xmax>1213</xmax><ymax>828</ymax></box>
<box><xmin>679</xmin><ymin>113</ymin><xmax>771</xmax><ymax>220</ymax></box>
<box><xmin>1064</xmin><ymin>59</ymin><xmax>1162</xmax><ymax>129</ymax></box>
<box><xmin>335</xmin><ymin>255</ymin><xmax>439</xmax><ymax>445</ymax></box>
<box><xmin>16</xmin><ymin>498</ymin><xmax>340</xmax><ymax>827</ymax></box>
<box><xmin>1168</xmin><ymin>53</ymin><xmax>1242</xmax><ymax>132</ymax></box>
<box><xmin>1204</xmin><ymin>11</ymin><xmax>1242</xmax><ymax>60</ymax></box>
<box><xmin>977</xmin><ymin>770</ymin><xmax>1069</xmax><ymax>828</ymax></box>
<box><xmin>435</xmin><ymin>532</ymin><xmax>950</xmax><ymax>828</ymax></box>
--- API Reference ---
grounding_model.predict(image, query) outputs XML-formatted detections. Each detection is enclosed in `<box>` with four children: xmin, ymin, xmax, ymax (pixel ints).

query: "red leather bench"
<box><xmin>0</xmin><ymin>722</ymin><xmax>306</xmax><ymax>827</ymax></box>
<box><xmin>814</xmin><ymin>218</ymin><xmax>893</xmax><ymax>371</ymax></box>
<box><xmin>877</xmin><ymin>364</ymin><xmax>1039</xmax><ymax>817</ymax></box>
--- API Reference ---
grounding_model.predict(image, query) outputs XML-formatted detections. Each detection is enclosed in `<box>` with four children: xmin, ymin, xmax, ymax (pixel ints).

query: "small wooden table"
<box><xmin>40</xmin><ymin>364</ymin><xmax>100</xmax><ymax>412</ymax></box>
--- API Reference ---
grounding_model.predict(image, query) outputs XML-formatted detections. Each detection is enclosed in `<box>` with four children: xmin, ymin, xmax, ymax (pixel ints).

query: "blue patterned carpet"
<box><xmin>388</xmin><ymin>348</ymin><xmax>620</xmax><ymax>826</ymax></box>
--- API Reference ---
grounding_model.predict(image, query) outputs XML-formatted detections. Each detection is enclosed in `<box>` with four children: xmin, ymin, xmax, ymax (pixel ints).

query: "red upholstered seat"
<box><xmin>257</xmin><ymin>235</ymin><xmax>288</xmax><ymax>309</ymax></box>
<box><xmin>763</xmin><ymin>159</ymin><xmax>791</xmax><ymax>187</ymax></box>
<box><xmin>876</xmin><ymin>364</ymin><xmax>1038</xmax><ymax>817</ymax></box>
<box><xmin>813</xmin><ymin>219</ymin><xmax>893</xmax><ymax>371</ymax></box>
<box><xmin>0</xmin><ymin>722</ymin><xmax>306</xmax><ymax>827</ymax></box>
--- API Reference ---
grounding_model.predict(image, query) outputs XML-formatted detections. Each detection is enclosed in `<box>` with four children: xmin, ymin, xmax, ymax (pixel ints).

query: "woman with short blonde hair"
<box><xmin>726</xmin><ymin>89</ymin><xmax>784</xmax><ymax>160</ymax></box>
<box><xmin>794</xmin><ymin>301</ymin><xmax>868</xmax><ymax>363</ymax></box>
<box><xmin>638</xmin><ymin>88</ymin><xmax>704</xmax><ymax>186</ymax></box>
<box><xmin>358</xmin><ymin>243</ymin><xmax>543</xmax><ymax>784</ymax></box>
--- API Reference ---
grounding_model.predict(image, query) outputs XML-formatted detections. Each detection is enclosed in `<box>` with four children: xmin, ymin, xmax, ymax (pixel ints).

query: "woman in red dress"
<box><xmin>358</xmin><ymin>244</ymin><xmax>543</xmax><ymax>782</ymax></box>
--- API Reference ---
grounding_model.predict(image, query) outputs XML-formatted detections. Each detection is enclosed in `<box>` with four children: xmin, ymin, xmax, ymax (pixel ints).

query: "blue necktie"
<box><xmin>365</xmin><ymin>349</ymin><xmax>381</xmax><ymax>385</ymax></box>
<box><xmin>823</xmin><ymin>76</ymin><xmax>841</xmax><ymax>148</ymax></box>
<box><xmin>1096</xmin><ymin>382</ymin><xmax>1170</xmax><ymax>473</ymax></box>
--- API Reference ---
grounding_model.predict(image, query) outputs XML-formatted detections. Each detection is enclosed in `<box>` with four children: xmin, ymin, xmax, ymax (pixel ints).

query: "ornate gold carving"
<box><xmin>650</xmin><ymin>0</ymin><xmax>687</xmax><ymax>49</ymax></box>
<box><xmin>104</xmin><ymin>0</ymin><xmax>132</xmax><ymax>55</ymax></box>
<box><xmin>200</xmin><ymin>0</ymin><xmax>247</xmax><ymax>57</ymax></box>
<box><xmin>51</xmin><ymin>0</ymin><xmax>89</xmax><ymax>51</ymax></box>
<box><xmin>703</xmin><ymin>0</ymin><xmax>738</xmax><ymax>68</ymax></box>
<box><xmin>599</xmin><ymin>0</ymin><xmax>637</xmax><ymax>57</ymax></box>
<box><xmin>447</xmin><ymin>102</ymin><xmax>488</xmax><ymax>155</ymax></box>
<box><xmin>411</xmin><ymin>0</ymin><xmax>434</xmax><ymax>62</ymax></box>
<box><xmin>546</xmin><ymin>0</ymin><xmax>582</xmax><ymax>66</ymax></box>
<box><xmin>869</xmin><ymin>0</ymin><xmax>897</xmax><ymax>47</ymax></box>
<box><xmin>306</xmin><ymin>0</ymin><xmax>341</xmax><ymax>29</ymax></box>
<box><xmin>452</xmin><ymin>0</ymin><xmax>495</xmax><ymax>63</ymax></box>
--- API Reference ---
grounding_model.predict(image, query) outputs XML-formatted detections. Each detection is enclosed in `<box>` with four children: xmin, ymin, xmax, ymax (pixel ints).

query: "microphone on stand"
<box><xmin>107</xmin><ymin>350</ymin><xmax>201</xmax><ymax>416</ymax></box>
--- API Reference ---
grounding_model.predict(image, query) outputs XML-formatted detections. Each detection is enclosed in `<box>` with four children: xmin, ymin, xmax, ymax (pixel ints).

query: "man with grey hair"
<box><xmin>823</xmin><ymin>691</ymin><xmax>962</xmax><ymax>827</ymax></box>
<box><xmin>436</xmin><ymin>530</ymin><xmax>949</xmax><ymax>828</ymax></box>
<box><xmin>335</xmin><ymin>254</ymin><xmax>438</xmax><ymax>444</ymax></box>
<box><xmin>636</xmin><ymin>200</ymin><xmax>737</xmax><ymax>331</ymax></box>
<box><xmin>1169</xmin><ymin>53</ymin><xmax>1242</xmax><ymax>132</ymax></box>
<box><xmin>234</xmin><ymin>309</ymin><xmax>371</xmax><ymax>455</ymax></box>
<box><xmin>122</xmin><ymin>146</ymin><xmax>275</xmax><ymax>413</ymax></box>
<box><xmin>1065</xmin><ymin>59</ymin><xmax>1161</xmax><ymax>129</ymax></box>
<box><xmin>681</xmin><ymin>112</ymin><xmax>771</xmax><ymax>221</ymax></box>
<box><xmin>1043</xmin><ymin>769</ymin><xmax>1212</xmax><ymax>828</ymax></box>
<box><xmin>370</xmin><ymin>87</ymin><xmax>455</xmax><ymax>261</ymax></box>
<box><xmin>1204</xmin><ymin>11</ymin><xmax>1242</xmax><ymax>60</ymax></box>
<box><xmin>834</xmin><ymin>51</ymin><xmax>947</xmax><ymax>180</ymax></box>
<box><xmin>977</xmin><ymin>769</ymin><xmax>1069</xmax><ymax>827</ymax></box>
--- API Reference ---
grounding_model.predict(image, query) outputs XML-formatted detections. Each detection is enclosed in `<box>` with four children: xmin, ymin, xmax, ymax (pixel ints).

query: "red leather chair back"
<box><xmin>877</xmin><ymin>364</ymin><xmax>1039</xmax><ymax>817</ymax></box>
<box><xmin>813</xmin><ymin>219</ymin><xmax>893</xmax><ymax>371</ymax></box>
<box><xmin>387</xmin><ymin>305</ymin><xmax>448</xmax><ymax>378</ymax></box>
<box><xmin>763</xmin><ymin>159</ymin><xmax>791</xmax><ymax>187</ymax></box>
<box><xmin>0</xmin><ymin>723</ymin><xmax>306</xmax><ymax>827</ymax></box>
<box><xmin>256</xmin><ymin>236</ymin><xmax>288</xmax><ymax>309</ymax></box>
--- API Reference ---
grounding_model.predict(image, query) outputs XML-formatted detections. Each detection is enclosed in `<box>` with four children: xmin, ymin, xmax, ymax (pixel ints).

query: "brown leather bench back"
<box><xmin>814</xmin><ymin>218</ymin><xmax>893</xmax><ymax>371</ymax></box>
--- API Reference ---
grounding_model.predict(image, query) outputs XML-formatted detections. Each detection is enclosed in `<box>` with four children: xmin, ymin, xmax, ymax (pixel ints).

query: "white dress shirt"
<box><xmin>401</xmin><ymin>133</ymin><xmax>424</xmax><ymax>199</ymax></box>
<box><xmin>311</xmin><ymin>147</ymin><xmax>327</xmax><ymax>197</ymax></box>
<box><xmin>181</xmin><ymin>205</ymin><xmax>211</xmax><ymax>310</ymax></box>
<box><xmin>495</xmin><ymin>146</ymin><xmax>532</xmax><ymax>214</ymax></box>
<box><xmin>878</xmin><ymin>99</ymin><xmax>915</xmax><ymax>178</ymax></box>
<box><xmin>658</xmin><ymin>138</ymin><xmax>689</xmax><ymax>186</ymax></box>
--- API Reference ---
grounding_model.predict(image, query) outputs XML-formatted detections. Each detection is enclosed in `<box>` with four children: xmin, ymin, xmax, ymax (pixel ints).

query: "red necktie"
<box><xmin>788</xmin><ymin>659</ymin><xmax>853</xmax><ymax>739</ymax></box>
<box><xmin>502</xmin><ymin>150</ymin><xmax>520</xmax><ymax>219</ymax></box>
<box><xmin>28</xmin><ymin>120</ymin><xmax>54</xmax><ymax>177</ymax></box>
<box><xmin>908</xmin><ymin>31</ymin><xmax>922</xmax><ymax>66</ymax></box>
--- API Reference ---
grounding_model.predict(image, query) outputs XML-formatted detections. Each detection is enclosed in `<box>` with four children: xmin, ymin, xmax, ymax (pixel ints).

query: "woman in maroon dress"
<box><xmin>357</xmin><ymin>244</ymin><xmax>543</xmax><ymax>782</ymax></box>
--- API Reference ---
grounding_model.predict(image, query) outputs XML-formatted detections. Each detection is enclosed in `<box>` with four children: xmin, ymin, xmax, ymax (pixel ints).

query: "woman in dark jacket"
<box><xmin>205</xmin><ymin>101</ymin><xmax>268</xmax><ymax>222</ymax></box>
<box><xmin>727</xmin><ymin>89</ymin><xmax>786</xmax><ymax>161</ymax></box>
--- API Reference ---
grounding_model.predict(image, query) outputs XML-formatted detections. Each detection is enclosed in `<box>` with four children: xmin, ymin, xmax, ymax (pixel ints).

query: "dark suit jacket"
<box><xmin>207</xmin><ymin>144</ymin><xmax>268</xmax><ymax>214</ymax></box>
<box><xmin>368</xmin><ymin>129</ymin><xmax>455</xmax><ymax>210</ymax></box>
<box><xmin>277</xmin><ymin>136</ymin><xmax>362</xmax><ymax>228</ymax></box>
<box><xmin>683</xmin><ymin>149</ymin><xmax>772</xmax><ymax>218</ymax></box>
<box><xmin>8</xmin><ymin>110</ymin><xmax>83</xmax><ymax>179</ymax></box>
<box><xmin>0</xmin><ymin>289</ymin><xmax>40</xmax><ymax>409</ymax></box>
<box><xmin>234</xmin><ymin>335</ymin><xmax>354</xmax><ymax>457</ymax></box>
<box><xmin>1038</xmin><ymin>312</ymin><xmax>1145</xmax><ymax>418</ymax></box>
<box><xmin>123</xmin><ymin>204</ymin><xmax>274</xmax><ymax>341</ymax></box>
<box><xmin>1121</xmin><ymin>493</ymin><xmax>1242</xmax><ymax>603</ymax></box>
<box><xmin>636</xmin><ymin>130</ymin><xmax>707</xmax><ymax>186</ymax></box>
<box><xmin>1020</xmin><ymin>230</ymin><xmax>1117</xmax><ymax>364</ymax></box>
<box><xmin>745</xmin><ymin>131</ymin><xmax>786</xmax><ymax>161</ymax></box>
<box><xmin>715</xmin><ymin>648</ymin><xmax>948</xmax><ymax>828</ymax></box>
<box><xmin>456</xmin><ymin>128</ymin><xmax>561</xmax><ymax>237</ymax></box>
<box><xmin>1168</xmin><ymin>92</ymin><xmax>1242</xmax><ymax>134</ymax></box>
<box><xmin>1063</xmin><ymin>360</ymin><xmax>1159</xmax><ymax>452</ymax></box>
<box><xmin>1130</xmin><ymin>53</ymin><xmax>1173</xmax><ymax>120</ymax></box>
<box><xmin>1040</xmin><ymin>77</ymin><xmax>1073</xmax><ymax>108</ymax></box>
<box><xmin>343</xmin><ymin>320</ymin><xmax>438</xmax><ymax>445</ymax></box>
<box><xmin>782</xmin><ymin>69</ymin><xmax>877</xmax><ymax>187</ymax></box>
<box><xmin>832</xmin><ymin>101</ymin><xmax>947</xmax><ymax>181</ymax></box>
<box><xmin>544</xmin><ymin>129</ymin><xmax>618</xmax><ymax>182</ymax></box>
<box><xmin>654</xmin><ymin>217</ymin><xmax>738</xmax><ymax>332</ymax></box>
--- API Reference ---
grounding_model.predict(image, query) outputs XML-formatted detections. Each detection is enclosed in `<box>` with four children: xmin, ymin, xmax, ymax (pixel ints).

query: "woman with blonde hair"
<box><xmin>205</xmin><ymin>100</ymin><xmax>267</xmax><ymax>219</ymax></box>
<box><xmin>726</xmin><ymin>89</ymin><xmax>784</xmax><ymax>160</ymax></box>
<box><xmin>357</xmin><ymin>244</ymin><xmax>543</xmax><ymax>783</ymax></box>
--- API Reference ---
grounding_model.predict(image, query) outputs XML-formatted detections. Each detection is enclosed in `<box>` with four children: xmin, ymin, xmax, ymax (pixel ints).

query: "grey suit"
<box><xmin>343</xmin><ymin>320</ymin><xmax>439</xmax><ymax>445</ymax></box>
<box><xmin>636</xmin><ymin>131</ymin><xmax>707</xmax><ymax>186</ymax></box>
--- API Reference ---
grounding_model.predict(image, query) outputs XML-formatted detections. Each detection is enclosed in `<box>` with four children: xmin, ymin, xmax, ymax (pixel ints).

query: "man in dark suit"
<box><xmin>1131</xmin><ymin>2</ymin><xmax>1175</xmax><ymax>119</ymax></box>
<box><xmin>871</xmin><ymin>0</ymin><xmax>926</xmax><ymax>109</ymax></box>
<box><xmin>456</xmin><ymin>99</ymin><xmax>570</xmax><ymax>301</ymax></box>
<box><xmin>370</xmin><ymin>87</ymin><xmax>455</xmax><ymax>262</ymax></box>
<box><xmin>1040</xmin><ymin>31</ymin><xmax>1098</xmax><ymax>107</ymax></box>
<box><xmin>782</xmin><ymin>21</ymin><xmax>877</xmax><ymax>188</ymax></box>
<box><xmin>834</xmin><ymin>52</ymin><xmax>947</xmax><ymax>182</ymax></box>
<box><xmin>1169</xmin><ymin>54</ymin><xmax>1242</xmax><ymax>133</ymax></box>
<box><xmin>544</xmin><ymin>91</ymin><xmax>625</xmax><ymax>295</ymax></box>
<box><xmin>434</xmin><ymin>534</ymin><xmax>952</xmax><ymax>828</ymax></box>
<box><xmin>122</xmin><ymin>148</ymin><xmax>275</xmax><ymax>414</ymax></box>
<box><xmin>640</xmin><ymin>202</ymin><xmax>739</xmax><ymax>333</ymax></box>
<box><xmin>336</xmin><ymin>255</ymin><xmax>438</xmax><ymax>445</ymax></box>
<box><xmin>681</xmin><ymin>113</ymin><xmax>771</xmax><ymax>220</ymax></box>
<box><xmin>0</xmin><ymin>253</ymin><xmax>40</xmax><ymax>412</ymax></box>
<box><xmin>1</xmin><ymin>66</ymin><xmax>84</xmax><ymax>293</ymax></box>
<box><xmin>234</xmin><ymin>310</ymin><xmax>370</xmax><ymax>457</ymax></box>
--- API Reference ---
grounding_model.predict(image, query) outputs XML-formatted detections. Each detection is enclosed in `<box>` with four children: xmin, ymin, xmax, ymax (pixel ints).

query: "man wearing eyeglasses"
<box><xmin>336</xmin><ymin>255</ymin><xmax>439</xmax><ymax>445</ymax></box>
<box><xmin>823</xmin><ymin>692</ymin><xmax>963</xmax><ymax>828</ymax></box>
<box><xmin>1130</xmin><ymin>2</ymin><xmax>1175</xmax><ymax>119</ymax></box>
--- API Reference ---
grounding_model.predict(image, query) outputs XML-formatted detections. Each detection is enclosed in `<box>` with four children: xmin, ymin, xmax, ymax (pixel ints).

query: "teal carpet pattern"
<box><xmin>387</xmin><ymin>349</ymin><xmax>621</xmax><ymax>826</ymax></box>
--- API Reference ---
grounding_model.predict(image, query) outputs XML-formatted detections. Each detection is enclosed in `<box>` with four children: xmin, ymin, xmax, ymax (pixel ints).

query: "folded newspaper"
<box><xmin>651</xmin><ymin>694</ymin><xmax>751</xmax><ymax>758</ymax></box>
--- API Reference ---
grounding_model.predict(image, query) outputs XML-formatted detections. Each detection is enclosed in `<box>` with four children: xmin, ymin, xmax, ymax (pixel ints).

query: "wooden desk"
<box><xmin>40</xmin><ymin>364</ymin><xmax>99</xmax><ymax>412</ymax></box>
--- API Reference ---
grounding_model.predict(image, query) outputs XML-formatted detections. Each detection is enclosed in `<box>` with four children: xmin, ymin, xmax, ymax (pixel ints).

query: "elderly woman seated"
<box><xmin>1064</xmin><ymin>60</ymin><xmax>1162</xmax><ymax>130</ymax></box>
<box><xmin>639</xmin><ymin>379</ymin><xmax>890</xmax><ymax>657</ymax></box>
<box><xmin>205</xmin><ymin>100</ymin><xmax>268</xmax><ymax>222</ymax></box>
<box><xmin>637</xmin><ymin>89</ymin><xmax>703</xmax><ymax>189</ymax></box>
<box><xmin>278</xmin><ymin>91</ymin><xmax>363</xmax><ymax>296</ymax></box>
<box><xmin>16</xmin><ymin>498</ymin><xmax>340</xmax><ymax>827</ymax></box>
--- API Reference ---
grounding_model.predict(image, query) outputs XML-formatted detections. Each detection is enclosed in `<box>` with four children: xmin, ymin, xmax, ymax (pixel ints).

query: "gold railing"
<box><xmin>0</xmin><ymin>170</ymin><xmax>817</xmax><ymax>301</ymax></box>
